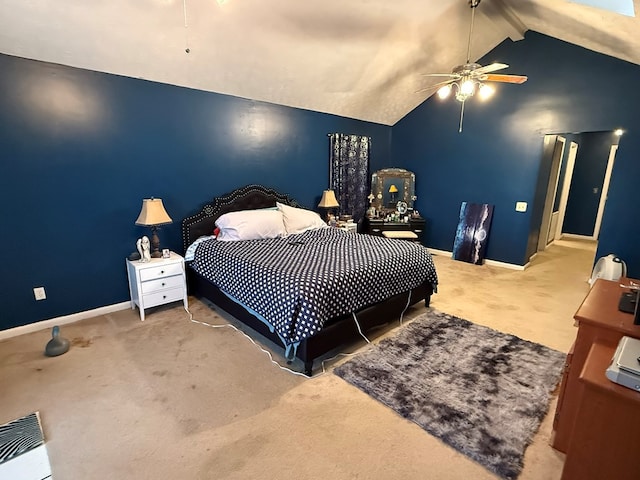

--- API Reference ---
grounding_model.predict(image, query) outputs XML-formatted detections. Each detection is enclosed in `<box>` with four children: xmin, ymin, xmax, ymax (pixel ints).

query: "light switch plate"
<box><xmin>515</xmin><ymin>202</ymin><xmax>527</xmax><ymax>212</ymax></box>
<box><xmin>33</xmin><ymin>287</ymin><xmax>46</xmax><ymax>301</ymax></box>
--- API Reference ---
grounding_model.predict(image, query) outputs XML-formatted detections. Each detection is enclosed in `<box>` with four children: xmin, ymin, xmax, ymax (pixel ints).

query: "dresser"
<box><xmin>552</xmin><ymin>278</ymin><xmax>640</xmax><ymax>454</ymax></box>
<box><xmin>126</xmin><ymin>252</ymin><xmax>188</xmax><ymax>321</ymax></box>
<box><xmin>363</xmin><ymin>216</ymin><xmax>426</xmax><ymax>242</ymax></box>
<box><xmin>561</xmin><ymin>341</ymin><xmax>640</xmax><ymax>480</ymax></box>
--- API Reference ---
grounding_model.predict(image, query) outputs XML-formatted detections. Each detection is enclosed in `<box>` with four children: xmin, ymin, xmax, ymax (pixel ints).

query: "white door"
<box><xmin>592</xmin><ymin>144</ymin><xmax>618</xmax><ymax>240</ymax></box>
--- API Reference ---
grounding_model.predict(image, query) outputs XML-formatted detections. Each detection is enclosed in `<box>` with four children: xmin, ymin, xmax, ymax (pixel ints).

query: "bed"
<box><xmin>182</xmin><ymin>184</ymin><xmax>438</xmax><ymax>376</ymax></box>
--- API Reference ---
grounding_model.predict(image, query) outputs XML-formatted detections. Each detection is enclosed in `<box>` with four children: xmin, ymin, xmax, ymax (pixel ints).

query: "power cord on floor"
<box><xmin>399</xmin><ymin>290</ymin><xmax>413</xmax><ymax>325</ymax></box>
<box><xmin>184</xmin><ymin>305</ymin><xmax>310</xmax><ymax>377</ymax></box>
<box><xmin>183</xmin><ymin>305</ymin><xmax>375</xmax><ymax>378</ymax></box>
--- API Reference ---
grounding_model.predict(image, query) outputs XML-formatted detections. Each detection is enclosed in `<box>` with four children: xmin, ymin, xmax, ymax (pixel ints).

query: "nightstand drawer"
<box><xmin>142</xmin><ymin>287</ymin><xmax>185</xmax><ymax>308</ymax></box>
<box><xmin>139</xmin><ymin>263</ymin><xmax>183</xmax><ymax>281</ymax></box>
<box><xmin>141</xmin><ymin>275</ymin><xmax>185</xmax><ymax>294</ymax></box>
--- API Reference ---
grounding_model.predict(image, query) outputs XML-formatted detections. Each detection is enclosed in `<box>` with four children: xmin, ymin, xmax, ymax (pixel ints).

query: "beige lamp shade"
<box><xmin>135</xmin><ymin>198</ymin><xmax>173</xmax><ymax>226</ymax></box>
<box><xmin>388</xmin><ymin>184</ymin><xmax>399</xmax><ymax>193</ymax></box>
<box><xmin>318</xmin><ymin>190</ymin><xmax>339</xmax><ymax>208</ymax></box>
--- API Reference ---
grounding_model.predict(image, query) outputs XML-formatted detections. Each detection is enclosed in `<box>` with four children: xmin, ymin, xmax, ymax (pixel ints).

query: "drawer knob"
<box><xmin>163</xmin><ymin>295</ymin><xmax>166</xmax><ymax>299</ymax></box>
<box><xmin>160</xmin><ymin>270</ymin><xmax>164</xmax><ymax>274</ymax></box>
<box><xmin>161</xmin><ymin>283</ymin><xmax>165</xmax><ymax>287</ymax></box>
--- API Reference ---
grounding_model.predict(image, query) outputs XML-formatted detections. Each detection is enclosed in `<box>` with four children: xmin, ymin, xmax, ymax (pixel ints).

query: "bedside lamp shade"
<box><xmin>318</xmin><ymin>190</ymin><xmax>339</xmax><ymax>208</ymax></box>
<box><xmin>135</xmin><ymin>198</ymin><xmax>172</xmax><ymax>226</ymax></box>
<box><xmin>135</xmin><ymin>198</ymin><xmax>172</xmax><ymax>258</ymax></box>
<box><xmin>318</xmin><ymin>189</ymin><xmax>339</xmax><ymax>223</ymax></box>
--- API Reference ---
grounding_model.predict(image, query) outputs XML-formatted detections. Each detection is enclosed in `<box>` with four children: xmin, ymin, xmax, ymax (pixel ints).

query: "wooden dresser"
<box><xmin>552</xmin><ymin>278</ymin><xmax>640</xmax><ymax>455</ymax></box>
<box><xmin>561</xmin><ymin>341</ymin><xmax>640</xmax><ymax>479</ymax></box>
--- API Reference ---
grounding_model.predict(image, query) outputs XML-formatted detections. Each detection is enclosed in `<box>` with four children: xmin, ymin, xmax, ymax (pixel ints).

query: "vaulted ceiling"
<box><xmin>0</xmin><ymin>0</ymin><xmax>638</xmax><ymax>125</ymax></box>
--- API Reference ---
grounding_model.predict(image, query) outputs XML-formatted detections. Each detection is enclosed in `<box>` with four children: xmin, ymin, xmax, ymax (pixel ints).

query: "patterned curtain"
<box><xmin>329</xmin><ymin>133</ymin><xmax>371</xmax><ymax>222</ymax></box>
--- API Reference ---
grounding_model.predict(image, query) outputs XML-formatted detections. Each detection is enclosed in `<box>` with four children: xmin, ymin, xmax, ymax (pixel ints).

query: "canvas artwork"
<box><xmin>453</xmin><ymin>202</ymin><xmax>494</xmax><ymax>265</ymax></box>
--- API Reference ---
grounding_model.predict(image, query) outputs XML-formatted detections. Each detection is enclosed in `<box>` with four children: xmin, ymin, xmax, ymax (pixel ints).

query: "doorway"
<box><xmin>536</xmin><ymin>131</ymin><xmax>621</xmax><ymax>253</ymax></box>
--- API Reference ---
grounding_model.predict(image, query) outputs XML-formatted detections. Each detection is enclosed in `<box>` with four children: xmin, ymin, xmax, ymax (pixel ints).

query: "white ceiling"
<box><xmin>0</xmin><ymin>0</ymin><xmax>638</xmax><ymax>125</ymax></box>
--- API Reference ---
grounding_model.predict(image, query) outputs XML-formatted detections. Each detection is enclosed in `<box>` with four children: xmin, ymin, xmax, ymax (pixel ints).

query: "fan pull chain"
<box><xmin>459</xmin><ymin>101</ymin><xmax>466</xmax><ymax>133</ymax></box>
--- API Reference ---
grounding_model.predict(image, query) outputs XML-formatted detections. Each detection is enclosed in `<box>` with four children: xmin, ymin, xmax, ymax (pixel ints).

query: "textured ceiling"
<box><xmin>0</xmin><ymin>0</ymin><xmax>638</xmax><ymax>125</ymax></box>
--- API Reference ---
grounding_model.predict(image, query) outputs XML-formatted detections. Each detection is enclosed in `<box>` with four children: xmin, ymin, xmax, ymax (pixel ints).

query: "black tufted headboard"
<box><xmin>181</xmin><ymin>184</ymin><xmax>300</xmax><ymax>254</ymax></box>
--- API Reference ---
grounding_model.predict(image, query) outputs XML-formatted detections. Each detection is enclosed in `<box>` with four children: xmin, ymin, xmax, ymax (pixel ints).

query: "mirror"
<box><xmin>369</xmin><ymin>168</ymin><xmax>415</xmax><ymax>214</ymax></box>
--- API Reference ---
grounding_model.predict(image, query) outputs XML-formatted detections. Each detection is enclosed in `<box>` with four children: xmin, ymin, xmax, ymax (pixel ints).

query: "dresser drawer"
<box><xmin>139</xmin><ymin>262</ymin><xmax>183</xmax><ymax>282</ymax></box>
<box><xmin>142</xmin><ymin>287</ymin><xmax>185</xmax><ymax>308</ymax></box>
<box><xmin>141</xmin><ymin>274</ymin><xmax>185</xmax><ymax>294</ymax></box>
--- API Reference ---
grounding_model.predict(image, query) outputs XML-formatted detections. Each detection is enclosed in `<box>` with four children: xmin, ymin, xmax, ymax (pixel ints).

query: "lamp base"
<box><xmin>150</xmin><ymin>227</ymin><xmax>163</xmax><ymax>258</ymax></box>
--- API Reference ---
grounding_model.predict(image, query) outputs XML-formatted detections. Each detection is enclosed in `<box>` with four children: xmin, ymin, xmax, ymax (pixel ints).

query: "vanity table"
<box><xmin>363</xmin><ymin>217</ymin><xmax>426</xmax><ymax>242</ymax></box>
<box><xmin>366</xmin><ymin>168</ymin><xmax>425</xmax><ymax>241</ymax></box>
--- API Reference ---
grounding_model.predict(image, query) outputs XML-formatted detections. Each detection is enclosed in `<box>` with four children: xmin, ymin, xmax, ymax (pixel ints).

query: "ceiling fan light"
<box><xmin>479</xmin><ymin>83</ymin><xmax>495</xmax><ymax>100</ymax></box>
<box><xmin>460</xmin><ymin>79</ymin><xmax>475</xmax><ymax>96</ymax></box>
<box><xmin>437</xmin><ymin>84</ymin><xmax>452</xmax><ymax>99</ymax></box>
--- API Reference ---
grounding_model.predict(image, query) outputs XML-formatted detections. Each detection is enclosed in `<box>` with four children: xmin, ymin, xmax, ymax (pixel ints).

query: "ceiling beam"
<box><xmin>480</xmin><ymin>0</ymin><xmax>528</xmax><ymax>41</ymax></box>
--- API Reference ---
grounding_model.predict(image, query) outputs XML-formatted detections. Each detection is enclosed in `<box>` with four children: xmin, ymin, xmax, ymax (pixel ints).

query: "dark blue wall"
<box><xmin>563</xmin><ymin>131</ymin><xmax>618</xmax><ymax>236</ymax></box>
<box><xmin>0</xmin><ymin>54</ymin><xmax>392</xmax><ymax>330</ymax></box>
<box><xmin>393</xmin><ymin>31</ymin><xmax>640</xmax><ymax>272</ymax></box>
<box><xmin>4</xmin><ymin>30</ymin><xmax>640</xmax><ymax>331</ymax></box>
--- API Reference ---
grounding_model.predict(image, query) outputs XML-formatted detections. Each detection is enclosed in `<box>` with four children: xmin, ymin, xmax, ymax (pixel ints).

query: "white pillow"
<box><xmin>276</xmin><ymin>202</ymin><xmax>328</xmax><ymax>235</ymax></box>
<box><xmin>215</xmin><ymin>209</ymin><xmax>286</xmax><ymax>241</ymax></box>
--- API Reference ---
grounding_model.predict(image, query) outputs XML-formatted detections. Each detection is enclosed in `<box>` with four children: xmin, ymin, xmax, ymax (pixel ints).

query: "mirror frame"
<box><xmin>370</xmin><ymin>168</ymin><xmax>416</xmax><ymax>213</ymax></box>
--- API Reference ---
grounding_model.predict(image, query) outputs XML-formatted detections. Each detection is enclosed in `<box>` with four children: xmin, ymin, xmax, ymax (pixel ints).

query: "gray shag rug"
<box><xmin>334</xmin><ymin>310</ymin><xmax>565</xmax><ymax>480</ymax></box>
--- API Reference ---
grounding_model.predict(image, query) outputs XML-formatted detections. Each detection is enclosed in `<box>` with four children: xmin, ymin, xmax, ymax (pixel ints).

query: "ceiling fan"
<box><xmin>421</xmin><ymin>0</ymin><xmax>528</xmax><ymax>132</ymax></box>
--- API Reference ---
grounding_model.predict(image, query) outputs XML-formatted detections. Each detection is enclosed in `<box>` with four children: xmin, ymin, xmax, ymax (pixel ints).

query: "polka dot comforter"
<box><xmin>191</xmin><ymin>227</ymin><xmax>438</xmax><ymax>347</ymax></box>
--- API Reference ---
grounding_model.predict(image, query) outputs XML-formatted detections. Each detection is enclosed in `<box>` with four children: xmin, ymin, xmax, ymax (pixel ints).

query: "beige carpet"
<box><xmin>0</xmin><ymin>239</ymin><xmax>596</xmax><ymax>479</ymax></box>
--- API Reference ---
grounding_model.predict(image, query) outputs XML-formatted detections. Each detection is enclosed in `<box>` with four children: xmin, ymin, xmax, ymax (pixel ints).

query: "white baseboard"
<box><xmin>427</xmin><ymin>248</ymin><xmax>526</xmax><ymax>271</ymax></box>
<box><xmin>485</xmin><ymin>258</ymin><xmax>527</xmax><ymax>271</ymax></box>
<box><xmin>559</xmin><ymin>233</ymin><xmax>596</xmax><ymax>241</ymax></box>
<box><xmin>0</xmin><ymin>302</ymin><xmax>130</xmax><ymax>341</ymax></box>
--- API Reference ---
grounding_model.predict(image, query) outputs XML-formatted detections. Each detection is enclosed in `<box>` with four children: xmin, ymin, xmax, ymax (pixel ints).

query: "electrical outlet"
<box><xmin>515</xmin><ymin>202</ymin><xmax>528</xmax><ymax>212</ymax></box>
<box><xmin>33</xmin><ymin>287</ymin><xmax>46</xmax><ymax>301</ymax></box>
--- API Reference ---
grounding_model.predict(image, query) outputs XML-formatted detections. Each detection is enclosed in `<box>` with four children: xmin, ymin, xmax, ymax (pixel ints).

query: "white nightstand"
<box><xmin>126</xmin><ymin>252</ymin><xmax>188</xmax><ymax>321</ymax></box>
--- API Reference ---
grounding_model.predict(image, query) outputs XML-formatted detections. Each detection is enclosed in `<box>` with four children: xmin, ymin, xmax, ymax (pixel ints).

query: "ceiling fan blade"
<box><xmin>474</xmin><ymin>62</ymin><xmax>509</xmax><ymax>74</ymax></box>
<box><xmin>485</xmin><ymin>74</ymin><xmax>528</xmax><ymax>84</ymax></box>
<box><xmin>421</xmin><ymin>73</ymin><xmax>459</xmax><ymax>77</ymax></box>
<box><xmin>415</xmin><ymin>79</ymin><xmax>455</xmax><ymax>94</ymax></box>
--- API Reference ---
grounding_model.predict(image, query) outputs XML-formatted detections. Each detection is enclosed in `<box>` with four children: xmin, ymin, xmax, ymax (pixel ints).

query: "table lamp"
<box><xmin>318</xmin><ymin>189</ymin><xmax>339</xmax><ymax>223</ymax></box>
<box><xmin>389</xmin><ymin>184</ymin><xmax>398</xmax><ymax>204</ymax></box>
<box><xmin>135</xmin><ymin>198</ymin><xmax>173</xmax><ymax>258</ymax></box>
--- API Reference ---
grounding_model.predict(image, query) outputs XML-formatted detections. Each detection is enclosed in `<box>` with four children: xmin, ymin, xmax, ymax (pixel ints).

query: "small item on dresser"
<box><xmin>618</xmin><ymin>287</ymin><xmax>640</xmax><ymax>325</ymax></box>
<box><xmin>606</xmin><ymin>336</ymin><xmax>640</xmax><ymax>391</ymax></box>
<box><xmin>162</xmin><ymin>248</ymin><xmax>171</xmax><ymax>259</ymax></box>
<box><xmin>137</xmin><ymin>236</ymin><xmax>151</xmax><ymax>263</ymax></box>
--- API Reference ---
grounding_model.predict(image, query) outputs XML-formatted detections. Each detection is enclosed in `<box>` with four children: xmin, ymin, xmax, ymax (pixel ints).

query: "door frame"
<box><xmin>537</xmin><ymin>136</ymin><xmax>566</xmax><ymax>252</ymax></box>
<box><xmin>554</xmin><ymin>141</ymin><xmax>578</xmax><ymax>240</ymax></box>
